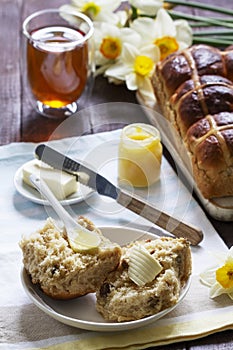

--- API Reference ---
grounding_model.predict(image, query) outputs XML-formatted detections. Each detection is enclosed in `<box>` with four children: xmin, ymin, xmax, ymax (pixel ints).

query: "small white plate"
<box><xmin>21</xmin><ymin>226</ymin><xmax>191</xmax><ymax>332</ymax></box>
<box><xmin>14</xmin><ymin>162</ymin><xmax>94</xmax><ymax>206</ymax></box>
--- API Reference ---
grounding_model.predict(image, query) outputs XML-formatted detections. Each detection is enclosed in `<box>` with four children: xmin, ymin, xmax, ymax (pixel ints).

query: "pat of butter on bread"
<box><xmin>128</xmin><ymin>245</ymin><xmax>163</xmax><ymax>286</ymax></box>
<box><xmin>22</xmin><ymin>159</ymin><xmax>77</xmax><ymax>200</ymax></box>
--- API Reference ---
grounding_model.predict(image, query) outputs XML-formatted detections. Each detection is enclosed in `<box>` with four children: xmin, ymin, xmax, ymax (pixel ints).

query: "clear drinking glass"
<box><xmin>22</xmin><ymin>8</ymin><xmax>94</xmax><ymax>119</ymax></box>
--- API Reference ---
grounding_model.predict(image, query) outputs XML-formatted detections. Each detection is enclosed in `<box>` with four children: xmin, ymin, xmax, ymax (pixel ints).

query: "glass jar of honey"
<box><xmin>118</xmin><ymin>123</ymin><xmax>162</xmax><ymax>187</ymax></box>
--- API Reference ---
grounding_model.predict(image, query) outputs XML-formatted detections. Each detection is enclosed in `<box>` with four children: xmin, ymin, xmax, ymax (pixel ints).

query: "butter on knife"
<box><xmin>22</xmin><ymin>159</ymin><xmax>78</xmax><ymax>200</ymax></box>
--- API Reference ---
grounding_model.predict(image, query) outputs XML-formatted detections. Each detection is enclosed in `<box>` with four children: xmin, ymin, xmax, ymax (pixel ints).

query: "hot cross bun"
<box><xmin>152</xmin><ymin>44</ymin><xmax>233</xmax><ymax>199</ymax></box>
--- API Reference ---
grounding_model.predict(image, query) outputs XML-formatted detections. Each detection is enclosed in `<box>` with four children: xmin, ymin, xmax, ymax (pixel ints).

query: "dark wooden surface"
<box><xmin>1</xmin><ymin>0</ymin><xmax>232</xmax><ymax>348</ymax></box>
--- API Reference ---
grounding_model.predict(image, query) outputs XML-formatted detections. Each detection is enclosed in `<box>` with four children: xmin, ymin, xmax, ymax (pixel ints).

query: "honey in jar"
<box><xmin>118</xmin><ymin>123</ymin><xmax>162</xmax><ymax>187</ymax></box>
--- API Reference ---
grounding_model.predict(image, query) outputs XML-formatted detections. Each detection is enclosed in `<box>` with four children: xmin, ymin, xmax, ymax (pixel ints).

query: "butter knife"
<box><xmin>35</xmin><ymin>144</ymin><xmax>203</xmax><ymax>245</ymax></box>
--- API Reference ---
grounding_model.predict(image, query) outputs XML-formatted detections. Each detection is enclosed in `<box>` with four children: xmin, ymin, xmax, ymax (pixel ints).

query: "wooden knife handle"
<box><xmin>117</xmin><ymin>189</ymin><xmax>203</xmax><ymax>245</ymax></box>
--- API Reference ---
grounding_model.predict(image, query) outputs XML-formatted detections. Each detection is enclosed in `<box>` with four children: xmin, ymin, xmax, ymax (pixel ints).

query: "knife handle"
<box><xmin>117</xmin><ymin>189</ymin><xmax>203</xmax><ymax>245</ymax></box>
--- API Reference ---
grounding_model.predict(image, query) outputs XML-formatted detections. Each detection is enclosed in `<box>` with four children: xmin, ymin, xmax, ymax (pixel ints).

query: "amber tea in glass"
<box><xmin>23</xmin><ymin>9</ymin><xmax>94</xmax><ymax>118</ymax></box>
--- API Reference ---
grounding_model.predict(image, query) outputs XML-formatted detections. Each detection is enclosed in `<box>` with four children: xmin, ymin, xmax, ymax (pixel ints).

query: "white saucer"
<box><xmin>14</xmin><ymin>162</ymin><xmax>94</xmax><ymax>206</ymax></box>
<box><xmin>21</xmin><ymin>226</ymin><xmax>191</xmax><ymax>332</ymax></box>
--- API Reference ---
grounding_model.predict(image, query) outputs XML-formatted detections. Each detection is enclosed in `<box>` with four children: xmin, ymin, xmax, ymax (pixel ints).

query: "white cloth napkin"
<box><xmin>0</xmin><ymin>129</ymin><xmax>232</xmax><ymax>350</ymax></box>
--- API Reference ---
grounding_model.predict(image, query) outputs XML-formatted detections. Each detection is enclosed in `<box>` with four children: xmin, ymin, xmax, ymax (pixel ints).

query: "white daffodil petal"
<box><xmin>227</xmin><ymin>246</ymin><xmax>233</xmax><ymax>262</ymax></box>
<box><xmin>94</xmin><ymin>22</ymin><xmax>119</xmax><ymax>44</ymax></box>
<box><xmin>174</xmin><ymin>19</ymin><xmax>193</xmax><ymax>49</ymax></box>
<box><xmin>154</xmin><ymin>8</ymin><xmax>176</xmax><ymax>37</ymax></box>
<box><xmin>100</xmin><ymin>0</ymin><xmax>122</xmax><ymax>12</ymax></box>
<box><xmin>71</xmin><ymin>0</ymin><xmax>121</xmax><ymax>12</ymax></box>
<box><xmin>199</xmin><ymin>248</ymin><xmax>233</xmax><ymax>301</ymax></box>
<box><xmin>130</xmin><ymin>17</ymin><xmax>156</xmax><ymax>44</ymax></box>
<box><xmin>138</xmin><ymin>77</ymin><xmax>156</xmax><ymax>102</ymax></box>
<box><xmin>115</xmin><ymin>10</ymin><xmax>128</xmax><ymax>28</ymax></box>
<box><xmin>96</xmin><ymin>11</ymin><xmax>120</xmax><ymax>24</ymax></box>
<box><xmin>121</xmin><ymin>43</ymin><xmax>139</xmax><ymax>64</ymax></box>
<box><xmin>70</xmin><ymin>0</ymin><xmax>121</xmax><ymax>23</ymax></box>
<box><xmin>107</xmin><ymin>76</ymin><xmax>124</xmax><ymax>85</ymax></box>
<box><xmin>105</xmin><ymin>62</ymin><xmax>132</xmax><ymax>81</ymax></box>
<box><xmin>59</xmin><ymin>4</ymin><xmax>86</xmax><ymax>25</ymax></box>
<box><xmin>94</xmin><ymin>63</ymin><xmax>112</xmax><ymax>76</ymax></box>
<box><xmin>126</xmin><ymin>72</ymin><xmax>138</xmax><ymax>90</ymax></box>
<box><xmin>95</xmin><ymin>52</ymin><xmax>109</xmax><ymax>67</ymax></box>
<box><xmin>141</xmin><ymin>44</ymin><xmax>160</xmax><ymax>62</ymax></box>
<box><xmin>129</xmin><ymin>0</ymin><xmax>163</xmax><ymax>16</ymax></box>
<box><xmin>226</xmin><ymin>256</ymin><xmax>233</xmax><ymax>265</ymax></box>
<box><xmin>200</xmin><ymin>266</ymin><xmax>218</xmax><ymax>287</ymax></box>
<box><xmin>209</xmin><ymin>283</ymin><xmax>225</xmax><ymax>298</ymax></box>
<box><xmin>121</xmin><ymin>28</ymin><xmax>142</xmax><ymax>48</ymax></box>
<box><xmin>104</xmin><ymin>23</ymin><xmax>121</xmax><ymax>36</ymax></box>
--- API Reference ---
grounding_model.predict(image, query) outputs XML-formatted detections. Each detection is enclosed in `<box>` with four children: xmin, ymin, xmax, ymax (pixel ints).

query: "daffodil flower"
<box><xmin>60</xmin><ymin>0</ymin><xmax>121</xmax><ymax>24</ymax></box>
<box><xmin>94</xmin><ymin>23</ymin><xmax>142</xmax><ymax>67</ymax></box>
<box><xmin>59</xmin><ymin>0</ymin><xmax>193</xmax><ymax>98</ymax></box>
<box><xmin>129</xmin><ymin>0</ymin><xmax>163</xmax><ymax>16</ymax></box>
<box><xmin>105</xmin><ymin>43</ymin><xmax>160</xmax><ymax>101</ymax></box>
<box><xmin>130</xmin><ymin>8</ymin><xmax>192</xmax><ymax>60</ymax></box>
<box><xmin>200</xmin><ymin>247</ymin><xmax>233</xmax><ymax>300</ymax></box>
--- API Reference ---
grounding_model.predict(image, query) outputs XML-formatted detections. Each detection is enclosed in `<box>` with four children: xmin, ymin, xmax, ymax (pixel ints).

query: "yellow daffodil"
<box><xmin>94</xmin><ymin>23</ymin><xmax>142</xmax><ymax>67</ymax></box>
<box><xmin>60</xmin><ymin>0</ymin><xmax>121</xmax><ymax>23</ymax></box>
<box><xmin>130</xmin><ymin>8</ymin><xmax>192</xmax><ymax>60</ymax></box>
<box><xmin>129</xmin><ymin>0</ymin><xmax>163</xmax><ymax>16</ymax></box>
<box><xmin>200</xmin><ymin>247</ymin><xmax>233</xmax><ymax>300</ymax></box>
<box><xmin>59</xmin><ymin>0</ymin><xmax>194</xmax><ymax>98</ymax></box>
<box><xmin>105</xmin><ymin>43</ymin><xmax>160</xmax><ymax>101</ymax></box>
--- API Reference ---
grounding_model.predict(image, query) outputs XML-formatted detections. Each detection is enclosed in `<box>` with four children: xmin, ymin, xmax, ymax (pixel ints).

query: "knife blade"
<box><xmin>35</xmin><ymin>143</ymin><xmax>203</xmax><ymax>245</ymax></box>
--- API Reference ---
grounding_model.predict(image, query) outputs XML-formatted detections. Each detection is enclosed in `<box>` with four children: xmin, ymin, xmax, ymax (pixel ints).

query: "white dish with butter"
<box><xmin>21</xmin><ymin>226</ymin><xmax>191</xmax><ymax>332</ymax></box>
<box><xmin>14</xmin><ymin>160</ymin><xmax>94</xmax><ymax>205</ymax></box>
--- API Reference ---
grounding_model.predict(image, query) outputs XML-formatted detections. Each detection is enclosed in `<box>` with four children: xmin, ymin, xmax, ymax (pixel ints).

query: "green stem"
<box><xmin>194</xmin><ymin>29</ymin><xmax>233</xmax><ymax>36</ymax></box>
<box><xmin>193</xmin><ymin>36</ymin><xmax>233</xmax><ymax>46</ymax></box>
<box><xmin>189</xmin><ymin>17</ymin><xmax>233</xmax><ymax>27</ymax></box>
<box><xmin>190</xmin><ymin>22</ymin><xmax>214</xmax><ymax>27</ymax></box>
<box><xmin>166</xmin><ymin>0</ymin><xmax>233</xmax><ymax>16</ymax></box>
<box><xmin>168</xmin><ymin>10</ymin><xmax>233</xmax><ymax>29</ymax></box>
<box><xmin>216</xmin><ymin>36</ymin><xmax>233</xmax><ymax>40</ymax></box>
<box><xmin>131</xmin><ymin>6</ymin><xmax>138</xmax><ymax>21</ymax></box>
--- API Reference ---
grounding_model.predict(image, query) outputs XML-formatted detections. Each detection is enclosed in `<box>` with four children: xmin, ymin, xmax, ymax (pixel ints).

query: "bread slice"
<box><xmin>19</xmin><ymin>217</ymin><xmax>121</xmax><ymax>299</ymax></box>
<box><xmin>96</xmin><ymin>237</ymin><xmax>191</xmax><ymax>322</ymax></box>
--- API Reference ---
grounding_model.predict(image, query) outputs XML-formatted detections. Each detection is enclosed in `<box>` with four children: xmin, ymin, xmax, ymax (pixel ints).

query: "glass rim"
<box><xmin>22</xmin><ymin>8</ymin><xmax>94</xmax><ymax>47</ymax></box>
<box><xmin>122</xmin><ymin>123</ymin><xmax>161</xmax><ymax>143</ymax></box>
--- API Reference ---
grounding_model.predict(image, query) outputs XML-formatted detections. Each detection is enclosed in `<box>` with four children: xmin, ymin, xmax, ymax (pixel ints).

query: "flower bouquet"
<box><xmin>59</xmin><ymin>0</ymin><xmax>233</xmax><ymax>101</ymax></box>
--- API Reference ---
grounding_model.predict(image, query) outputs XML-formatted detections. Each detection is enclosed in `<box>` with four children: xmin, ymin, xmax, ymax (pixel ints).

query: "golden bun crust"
<box><xmin>152</xmin><ymin>44</ymin><xmax>233</xmax><ymax>199</ymax></box>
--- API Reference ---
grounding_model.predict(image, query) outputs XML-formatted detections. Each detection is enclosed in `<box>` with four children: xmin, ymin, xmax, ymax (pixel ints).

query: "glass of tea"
<box><xmin>22</xmin><ymin>8</ymin><xmax>94</xmax><ymax>119</ymax></box>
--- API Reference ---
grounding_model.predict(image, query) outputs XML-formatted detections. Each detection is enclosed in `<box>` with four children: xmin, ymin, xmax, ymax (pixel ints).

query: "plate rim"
<box><xmin>14</xmin><ymin>161</ymin><xmax>94</xmax><ymax>206</ymax></box>
<box><xmin>20</xmin><ymin>226</ymin><xmax>191</xmax><ymax>332</ymax></box>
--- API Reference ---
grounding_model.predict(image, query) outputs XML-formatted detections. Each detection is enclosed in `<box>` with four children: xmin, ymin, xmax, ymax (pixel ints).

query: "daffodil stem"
<box><xmin>193</xmin><ymin>36</ymin><xmax>233</xmax><ymax>47</ymax></box>
<box><xmin>165</xmin><ymin>0</ymin><xmax>233</xmax><ymax>16</ymax></box>
<box><xmin>190</xmin><ymin>22</ymin><xmax>214</xmax><ymax>28</ymax></box>
<box><xmin>194</xmin><ymin>29</ymin><xmax>233</xmax><ymax>36</ymax></box>
<box><xmin>131</xmin><ymin>6</ymin><xmax>138</xmax><ymax>21</ymax></box>
<box><xmin>189</xmin><ymin>18</ymin><xmax>233</xmax><ymax>28</ymax></box>
<box><xmin>168</xmin><ymin>10</ymin><xmax>233</xmax><ymax>29</ymax></box>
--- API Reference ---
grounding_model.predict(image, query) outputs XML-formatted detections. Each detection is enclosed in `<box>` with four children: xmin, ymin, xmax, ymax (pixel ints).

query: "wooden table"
<box><xmin>1</xmin><ymin>0</ymin><xmax>232</xmax><ymax>348</ymax></box>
